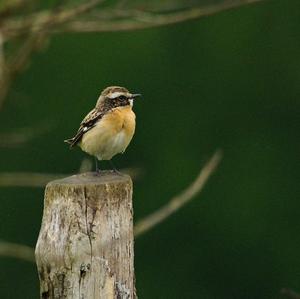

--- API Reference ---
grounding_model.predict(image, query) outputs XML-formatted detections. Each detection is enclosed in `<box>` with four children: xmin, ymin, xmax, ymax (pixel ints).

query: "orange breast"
<box><xmin>105</xmin><ymin>106</ymin><xmax>136</xmax><ymax>136</ymax></box>
<box><xmin>79</xmin><ymin>106</ymin><xmax>136</xmax><ymax>160</ymax></box>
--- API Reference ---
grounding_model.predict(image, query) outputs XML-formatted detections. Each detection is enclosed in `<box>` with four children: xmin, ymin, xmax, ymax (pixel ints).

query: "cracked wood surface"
<box><xmin>35</xmin><ymin>171</ymin><xmax>135</xmax><ymax>299</ymax></box>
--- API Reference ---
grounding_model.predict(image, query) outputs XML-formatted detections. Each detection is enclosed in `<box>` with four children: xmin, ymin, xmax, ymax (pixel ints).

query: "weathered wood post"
<box><xmin>35</xmin><ymin>172</ymin><xmax>135</xmax><ymax>299</ymax></box>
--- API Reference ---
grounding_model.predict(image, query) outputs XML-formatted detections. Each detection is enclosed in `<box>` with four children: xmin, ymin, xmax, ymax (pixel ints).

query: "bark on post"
<box><xmin>35</xmin><ymin>171</ymin><xmax>135</xmax><ymax>299</ymax></box>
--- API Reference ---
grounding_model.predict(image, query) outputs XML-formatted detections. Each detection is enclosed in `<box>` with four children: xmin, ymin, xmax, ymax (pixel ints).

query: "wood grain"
<box><xmin>35</xmin><ymin>171</ymin><xmax>135</xmax><ymax>299</ymax></box>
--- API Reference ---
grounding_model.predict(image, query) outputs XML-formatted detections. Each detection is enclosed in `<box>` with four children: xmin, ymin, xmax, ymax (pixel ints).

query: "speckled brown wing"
<box><xmin>64</xmin><ymin>108</ymin><xmax>105</xmax><ymax>148</ymax></box>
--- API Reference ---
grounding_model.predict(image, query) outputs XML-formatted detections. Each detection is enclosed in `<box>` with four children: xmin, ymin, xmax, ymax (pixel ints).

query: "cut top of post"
<box><xmin>48</xmin><ymin>171</ymin><xmax>131</xmax><ymax>186</ymax></box>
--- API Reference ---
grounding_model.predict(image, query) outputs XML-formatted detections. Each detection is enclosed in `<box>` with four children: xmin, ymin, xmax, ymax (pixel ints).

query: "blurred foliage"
<box><xmin>0</xmin><ymin>0</ymin><xmax>300</xmax><ymax>298</ymax></box>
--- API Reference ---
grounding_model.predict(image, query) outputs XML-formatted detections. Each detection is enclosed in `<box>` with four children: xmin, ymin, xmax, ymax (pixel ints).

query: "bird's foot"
<box><xmin>110</xmin><ymin>168</ymin><xmax>123</xmax><ymax>176</ymax></box>
<box><xmin>109</xmin><ymin>160</ymin><xmax>122</xmax><ymax>175</ymax></box>
<box><xmin>93</xmin><ymin>170</ymin><xmax>102</xmax><ymax>176</ymax></box>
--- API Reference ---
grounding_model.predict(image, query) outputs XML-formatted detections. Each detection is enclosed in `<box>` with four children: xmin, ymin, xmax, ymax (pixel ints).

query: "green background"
<box><xmin>0</xmin><ymin>0</ymin><xmax>300</xmax><ymax>298</ymax></box>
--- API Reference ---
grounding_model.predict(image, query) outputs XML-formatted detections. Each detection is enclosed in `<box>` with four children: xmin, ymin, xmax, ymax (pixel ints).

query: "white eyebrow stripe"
<box><xmin>109</xmin><ymin>92</ymin><xmax>124</xmax><ymax>99</ymax></box>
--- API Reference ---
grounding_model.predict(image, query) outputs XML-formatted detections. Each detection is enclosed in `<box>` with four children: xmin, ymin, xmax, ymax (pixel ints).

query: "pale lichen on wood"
<box><xmin>35</xmin><ymin>171</ymin><xmax>135</xmax><ymax>299</ymax></box>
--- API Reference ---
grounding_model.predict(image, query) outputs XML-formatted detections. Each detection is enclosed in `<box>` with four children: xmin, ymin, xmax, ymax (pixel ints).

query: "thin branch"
<box><xmin>7</xmin><ymin>33</ymin><xmax>45</xmax><ymax>74</ymax></box>
<box><xmin>134</xmin><ymin>150</ymin><xmax>222</xmax><ymax>237</ymax></box>
<box><xmin>0</xmin><ymin>1</ymin><xmax>105</xmax><ymax>104</ymax></box>
<box><xmin>0</xmin><ymin>240</ymin><xmax>35</xmax><ymax>262</ymax></box>
<box><xmin>0</xmin><ymin>172</ymin><xmax>67</xmax><ymax>187</ymax></box>
<box><xmin>0</xmin><ymin>0</ymin><xmax>106</xmax><ymax>108</ymax></box>
<box><xmin>0</xmin><ymin>121</ymin><xmax>55</xmax><ymax>148</ymax></box>
<box><xmin>0</xmin><ymin>151</ymin><xmax>221</xmax><ymax>262</ymax></box>
<box><xmin>1</xmin><ymin>0</ymin><xmax>267</xmax><ymax>38</ymax></box>
<box><xmin>0</xmin><ymin>0</ymin><xmax>267</xmax><ymax>108</ymax></box>
<box><xmin>0</xmin><ymin>32</ymin><xmax>4</xmax><ymax>73</ymax></box>
<box><xmin>0</xmin><ymin>32</ymin><xmax>5</xmax><ymax>87</ymax></box>
<box><xmin>59</xmin><ymin>0</ymin><xmax>266</xmax><ymax>34</ymax></box>
<box><xmin>0</xmin><ymin>31</ymin><xmax>46</xmax><ymax>108</ymax></box>
<box><xmin>0</xmin><ymin>168</ymin><xmax>142</xmax><ymax>187</ymax></box>
<box><xmin>1</xmin><ymin>0</ymin><xmax>106</xmax><ymax>39</ymax></box>
<box><xmin>281</xmin><ymin>289</ymin><xmax>300</xmax><ymax>299</ymax></box>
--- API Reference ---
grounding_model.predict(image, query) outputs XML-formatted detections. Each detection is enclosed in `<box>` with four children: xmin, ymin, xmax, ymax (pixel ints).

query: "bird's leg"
<box><xmin>95</xmin><ymin>157</ymin><xmax>100</xmax><ymax>174</ymax></box>
<box><xmin>109</xmin><ymin>160</ymin><xmax>122</xmax><ymax>175</ymax></box>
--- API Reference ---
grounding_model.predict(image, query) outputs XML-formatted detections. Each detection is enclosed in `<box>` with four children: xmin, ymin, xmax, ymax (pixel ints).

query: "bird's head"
<box><xmin>96</xmin><ymin>86</ymin><xmax>141</xmax><ymax>108</ymax></box>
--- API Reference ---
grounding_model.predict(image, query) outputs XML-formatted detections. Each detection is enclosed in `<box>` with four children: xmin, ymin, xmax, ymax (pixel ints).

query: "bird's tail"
<box><xmin>64</xmin><ymin>138</ymin><xmax>75</xmax><ymax>148</ymax></box>
<box><xmin>64</xmin><ymin>130</ymin><xmax>83</xmax><ymax>148</ymax></box>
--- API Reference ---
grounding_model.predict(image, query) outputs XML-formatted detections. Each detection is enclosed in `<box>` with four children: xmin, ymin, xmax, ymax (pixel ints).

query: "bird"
<box><xmin>64</xmin><ymin>86</ymin><xmax>141</xmax><ymax>173</ymax></box>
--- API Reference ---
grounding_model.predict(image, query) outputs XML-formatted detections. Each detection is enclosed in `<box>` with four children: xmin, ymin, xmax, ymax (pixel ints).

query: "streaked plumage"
<box><xmin>65</xmin><ymin>86</ymin><xmax>140</xmax><ymax>166</ymax></box>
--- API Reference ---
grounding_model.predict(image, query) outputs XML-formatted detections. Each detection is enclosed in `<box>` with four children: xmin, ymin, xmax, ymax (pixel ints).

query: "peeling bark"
<box><xmin>35</xmin><ymin>172</ymin><xmax>135</xmax><ymax>299</ymax></box>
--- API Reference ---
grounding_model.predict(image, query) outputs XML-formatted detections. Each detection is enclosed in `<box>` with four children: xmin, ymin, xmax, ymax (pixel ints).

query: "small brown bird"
<box><xmin>64</xmin><ymin>86</ymin><xmax>141</xmax><ymax>172</ymax></box>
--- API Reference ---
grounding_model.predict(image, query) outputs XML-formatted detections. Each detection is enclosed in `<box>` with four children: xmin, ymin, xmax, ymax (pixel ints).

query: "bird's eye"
<box><xmin>119</xmin><ymin>95</ymin><xmax>127</xmax><ymax>100</ymax></box>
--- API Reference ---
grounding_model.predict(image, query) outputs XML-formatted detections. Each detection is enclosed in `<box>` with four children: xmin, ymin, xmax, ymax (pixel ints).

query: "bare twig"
<box><xmin>0</xmin><ymin>0</ymin><xmax>266</xmax><ymax>108</ymax></box>
<box><xmin>0</xmin><ymin>172</ymin><xmax>67</xmax><ymax>187</ymax></box>
<box><xmin>7</xmin><ymin>33</ymin><xmax>45</xmax><ymax>75</ymax></box>
<box><xmin>281</xmin><ymin>288</ymin><xmax>300</xmax><ymax>299</ymax></box>
<box><xmin>0</xmin><ymin>32</ymin><xmax>5</xmax><ymax>83</ymax></box>
<box><xmin>134</xmin><ymin>150</ymin><xmax>222</xmax><ymax>237</ymax></box>
<box><xmin>0</xmin><ymin>151</ymin><xmax>221</xmax><ymax>262</ymax></box>
<box><xmin>0</xmin><ymin>0</ymin><xmax>106</xmax><ymax>108</ymax></box>
<box><xmin>0</xmin><ymin>32</ymin><xmax>8</xmax><ymax>107</ymax></box>
<box><xmin>0</xmin><ymin>122</ymin><xmax>55</xmax><ymax>147</ymax></box>
<box><xmin>1</xmin><ymin>0</ymin><xmax>266</xmax><ymax>38</ymax></box>
<box><xmin>0</xmin><ymin>32</ymin><xmax>47</xmax><ymax>108</ymax></box>
<box><xmin>0</xmin><ymin>168</ymin><xmax>142</xmax><ymax>187</ymax></box>
<box><xmin>1</xmin><ymin>0</ymin><xmax>106</xmax><ymax>39</ymax></box>
<box><xmin>0</xmin><ymin>240</ymin><xmax>35</xmax><ymax>262</ymax></box>
<box><xmin>60</xmin><ymin>0</ymin><xmax>265</xmax><ymax>33</ymax></box>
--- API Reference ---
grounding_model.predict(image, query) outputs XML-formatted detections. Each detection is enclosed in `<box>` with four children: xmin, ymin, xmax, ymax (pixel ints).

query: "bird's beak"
<box><xmin>130</xmin><ymin>93</ymin><xmax>142</xmax><ymax>99</ymax></box>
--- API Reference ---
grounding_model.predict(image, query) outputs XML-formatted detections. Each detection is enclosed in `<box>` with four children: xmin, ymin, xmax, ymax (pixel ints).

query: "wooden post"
<box><xmin>35</xmin><ymin>172</ymin><xmax>135</xmax><ymax>299</ymax></box>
